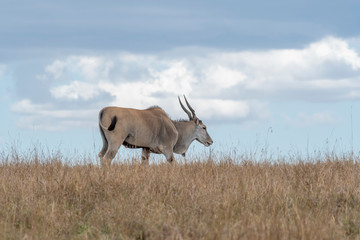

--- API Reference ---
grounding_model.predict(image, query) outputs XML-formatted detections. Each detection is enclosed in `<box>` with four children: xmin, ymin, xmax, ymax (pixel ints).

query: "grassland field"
<box><xmin>1</xmin><ymin>148</ymin><xmax>360</xmax><ymax>239</ymax></box>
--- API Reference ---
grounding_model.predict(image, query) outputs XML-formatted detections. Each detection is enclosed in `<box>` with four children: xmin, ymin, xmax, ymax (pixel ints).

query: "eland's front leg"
<box><xmin>163</xmin><ymin>147</ymin><xmax>175</xmax><ymax>163</ymax></box>
<box><xmin>141</xmin><ymin>148</ymin><xmax>150</xmax><ymax>165</ymax></box>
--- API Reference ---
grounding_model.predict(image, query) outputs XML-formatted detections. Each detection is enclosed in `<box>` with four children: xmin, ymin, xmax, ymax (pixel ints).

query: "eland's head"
<box><xmin>178</xmin><ymin>95</ymin><xmax>213</xmax><ymax>147</ymax></box>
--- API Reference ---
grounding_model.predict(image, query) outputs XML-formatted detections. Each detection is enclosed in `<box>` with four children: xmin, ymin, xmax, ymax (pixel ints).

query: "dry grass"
<box><xmin>1</xmin><ymin>151</ymin><xmax>360</xmax><ymax>239</ymax></box>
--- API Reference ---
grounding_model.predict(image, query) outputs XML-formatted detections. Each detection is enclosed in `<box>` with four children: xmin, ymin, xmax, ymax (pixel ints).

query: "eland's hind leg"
<box><xmin>101</xmin><ymin>132</ymin><xmax>127</xmax><ymax>168</ymax></box>
<box><xmin>101</xmin><ymin>142</ymin><xmax>122</xmax><ymax>167</ymax></box>
<box><xmin>98</xmin><ymin>125</ymin><xmax>108</xmax><ymax>160</ymax></box>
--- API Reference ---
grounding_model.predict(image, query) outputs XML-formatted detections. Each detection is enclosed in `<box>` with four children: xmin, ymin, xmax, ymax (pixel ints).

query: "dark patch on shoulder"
<box><xmin>146</xmin><ymin>105</ymin><xmax>163</xmax><ymax>110</ymax></box>
<box><xmin>146</xmin><ymin>105</ymin><xmax>172</xmax><ymax>119</ymax></box>
<box><xmin>174</xmin><ymin>118</ymin><xmax>189</xmax><ymax>122</ymax></box>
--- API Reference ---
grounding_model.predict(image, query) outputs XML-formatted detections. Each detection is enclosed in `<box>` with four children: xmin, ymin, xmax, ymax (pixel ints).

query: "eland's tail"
<box><xmin>99</xmin><ymin>108</ymin><xmax>117</xmax><ymax>131</ymax></box>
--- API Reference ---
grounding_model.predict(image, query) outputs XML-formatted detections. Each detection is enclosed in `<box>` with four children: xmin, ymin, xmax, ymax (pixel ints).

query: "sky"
<box><xmin>1</xmin><ymin>0</ymin><xmax>360</xmax><ymax>161</ymax></box>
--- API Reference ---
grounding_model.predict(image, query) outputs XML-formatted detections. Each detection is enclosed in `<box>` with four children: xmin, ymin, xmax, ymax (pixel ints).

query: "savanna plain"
<box><xmin>1</xmin><ymin>148</ymin><xmax>360</xmax><ymax>240</ymax></box>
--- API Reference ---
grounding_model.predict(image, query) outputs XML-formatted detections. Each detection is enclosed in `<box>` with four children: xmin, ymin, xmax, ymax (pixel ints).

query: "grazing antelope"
<box><xmin>98</xmin><ymin>96</ymin><xmax>213</xmax><ymax>166</ymax></box>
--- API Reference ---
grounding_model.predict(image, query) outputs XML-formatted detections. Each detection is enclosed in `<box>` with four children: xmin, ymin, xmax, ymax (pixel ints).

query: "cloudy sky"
<box><xmin>1</xmin><ymin>0</ymin><xmax>360</xmax><ymax>159</ymax></box>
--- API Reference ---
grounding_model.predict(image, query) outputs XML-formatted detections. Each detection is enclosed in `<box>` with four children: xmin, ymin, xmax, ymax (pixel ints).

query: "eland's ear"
<box><xmin>194</xmin><ymin>117</ymin><xmax>200</xmax><ymax>125</ymax></box>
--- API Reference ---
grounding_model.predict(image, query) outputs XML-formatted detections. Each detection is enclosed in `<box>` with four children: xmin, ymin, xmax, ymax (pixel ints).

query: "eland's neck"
<box><xmin>172</xmin><ymin>120</ymin><xmax>196</xmax><ymax>156</ymax></box>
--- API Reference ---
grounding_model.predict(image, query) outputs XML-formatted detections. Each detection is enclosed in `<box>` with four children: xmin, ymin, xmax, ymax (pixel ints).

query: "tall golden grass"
<box><xmin>1</xmin><ymin>150</ymin><xmax>360</xmax><ymax>239</ymax></box>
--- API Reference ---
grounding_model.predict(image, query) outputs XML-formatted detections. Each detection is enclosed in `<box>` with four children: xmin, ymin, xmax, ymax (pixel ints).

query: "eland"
<box><xmin>98</xmin><ymin>96</ymin><xmax>213</xmax><ymax>166</ymax></box>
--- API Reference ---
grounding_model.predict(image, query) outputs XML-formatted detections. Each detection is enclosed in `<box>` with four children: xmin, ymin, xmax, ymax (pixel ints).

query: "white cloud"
<box><xmin>75</xmin><ymin>56</ymin><xmax>114</xmax><ymax>81</ymax></box>
<box><xmin>39</xmin><ymin>56</ymin><xmax>114</xmax><ymax>82</ymax></box>
<box><xmin>45</xmin><ymin>60</ymin><xmax>66</xmax><ymax>80</ymax></box>
<box><xmin>150</xmin><ymin>61</ymin><xmax>196</xmax><ymax>95</ymax></box>
<box><xmin>307</xmin><ymin>37</ymin><xmax>360</xmax><ymax>70</ymax></box>
<box><xmin>209</xmin><ymin>37</ymin><xmax>360</xmax><ymax>98</ymax></box>
<box><xmin>184</xmin><ymin>98</ymin><xmax>270</xmax><ymax>124</ymax></box>
<box><xmin>49</xmin><ymin>60</ymin><xmax>198</xmax><ymax>108</ymax></box>
<box><xmin>204</xmin><ymin>65</ymin><xmax>247</xmax><ymax>90</ymax></box>
<box><xmin>51</xmin><ymin>81</ymin><xmax>101</xmax><ymax>100</ymax></box>
<box><xmin>11</xmin><ymin>36</ymin><xmax>360</xmax><ymax>130</ymax></box>
<box><xmin>11</xmin><ymin>99</ymin><xmax>97</xmax><ymax>131</ymax></box>
<box><xmin>12</xmin><ymin>99</ymin><xmax>51</xmax><ymax>114</ymax></box>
